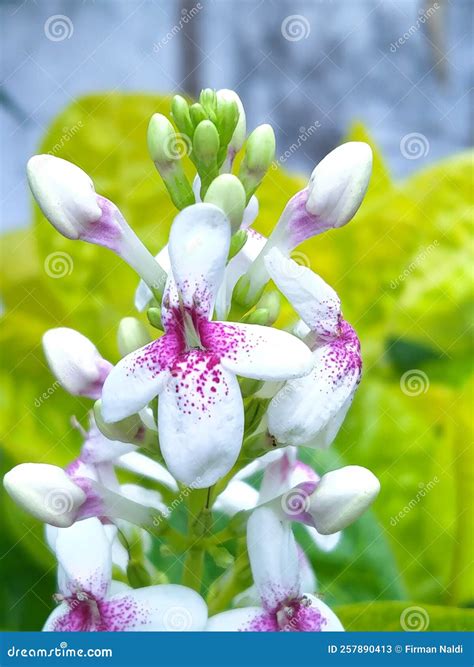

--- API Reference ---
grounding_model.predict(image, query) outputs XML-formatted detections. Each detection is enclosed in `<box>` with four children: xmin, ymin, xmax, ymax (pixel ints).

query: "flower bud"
<box><xmin>3</xmin><ymin>463</ymin><xmax>86</xmax><ymax>528</ymax></box>
<box><xmin>171</xmin><ymin>94</ymin><xmax>194</xmax><ymax>139</ymax></box>
<box><xmin>27</xmin><ymin>155</ymin><xmax>167</xmax><ymax>295</ymax></box>
<box><xmin>306</xmin><ymin>142</ymin><xmax>372</xmax><ymax>228</ymax></box>
<box><xmin>239</xmin><ymin>124</ymin><xmax>275</xmax><ymax>201</ymax></box>
<box><xmin>117</xmin><ymin>317</ymin><xmax>151</xmax><ymax>356</ymax></box>
<box><xmin>193</xmin><ymin>121</ymin><xmax>220</xmax><ymax>197</ymax></box>
<box><xmin>27</xmin><ymin>155</ymin><xmax>101</xmax><ymax>240</ymax></box>
<box><xmin>204</xmin><ymin>174</ymin><xmax>246</xmax><ymax>233</ymax></box>
<box><xmin>93</xmin><ymin>400</ymin><xmax>145</xmax><ymax>445</ymax></box>
<box><xmin>147</xmin><ymin>113</ymin><xmax>195</xmax><ymax>210</ymax></box>
<box><xmin>309</xmin><ymin>465</ymin><xmax>380</xmax><ymax>534</ymax></box>
<box><xmin>255</xmin><ymin>291</ymin><xmax>281</xmax><ymax>325</ymax></box>
<box><xmin>216</xmin><ymin>89</ymin><xmax>246</xmax><ymax>168</ymax></box>
<box><xmin>199</xmin><ymin>88</ymin><xmax>218</xmax><ymax>123</ymax></box>
<box><xmin>189</xmin><ymin>102</ymin><xmax>207</xmax><ymax>127</ymax></box>
<box><xmin>42</xmin><ymin>327</ymin><xmax>112</xmax><ymax>399</ymax></box>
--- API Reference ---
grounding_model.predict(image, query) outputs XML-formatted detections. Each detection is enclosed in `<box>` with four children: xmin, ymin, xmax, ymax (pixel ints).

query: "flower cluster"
<box><xmin>4</xmin><ymin>88</ymin><xmax>379</xmax><ymax>632</ymax></box>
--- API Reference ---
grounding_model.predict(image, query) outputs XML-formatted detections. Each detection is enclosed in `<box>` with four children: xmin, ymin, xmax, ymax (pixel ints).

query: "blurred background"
<box><xmin>1</xmin><ymin>0</ymin><xmax>473</xmax><ymax>631</ymax></box>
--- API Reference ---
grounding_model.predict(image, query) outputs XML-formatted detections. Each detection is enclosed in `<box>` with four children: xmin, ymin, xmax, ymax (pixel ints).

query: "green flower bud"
<box><xmin>208</xmin><ymin>545</ymin><xmax>234</xmax><ymax>569</ymax></box>
<box><xmin>203</xmin><ymin>174</ymin><xmax>246</xmax><ymax>233</ymax></box>
<box><xmin>171</xmin><ymin>94</ymin><xmax>194</xmax><ymax>139</ymax></box>
<box><xmin>216</xmin><ymin>89</ymin><xmax>246</xmax><ymax>168</ymax></box>
<box><xmin>189</xmin><ymin>102</ymin><xmax>208</xmax><ymax>128</ymax></box>
<box><xmin>232</xmin><ymin>273</ymin><xmax>265</xmax><ymax>310</ymax></box>
<box><xmin>147</xmin><ymin>307</ymin><xmax>163</xmax><ymax>330</ymax></box>
<box><xmin>147</xmin><ymin>114</ymin><xmax>195</xmax><ymax>210</ymax></box>
<box><xmin>242</xmin><ymin>307</ymin><xmax>269</xmax><ymax>326</ymax></box>
<box><xmin>117</xmin><ymin>317</ymin><xmax>151</xmax><ymax>356</ymax></box>
<box><xmin>199</xmin><ymin>88</ymin><xmax>217</xmax><ymax>123</ymax></box>
<box><xmin>239</xmin><ymin>124</ymin><xmax>276</xmax><ymax>201</ymax></box>
<box><xmin>255</xmin><ymin>291</ymin><xmax>281</xmax><ymax>325</ymax></box>
<box><xmin>227</xmin><ymin>229</ymin><xmax>248</xmax><ymax>261</ymax></box>
<box><xmin>93</xmin><ymin>400</ymin><xmax>144</xmax><ymax>444</ymax></box>
<box><xmin>215</xmin><ymin>97</ymin><xmax>239</xmax><ymax>168</ymax></box>
<box><xmin>193</xmin><ymin>121</ymin><xmax>220</xmax><ymax>197</ymax></box>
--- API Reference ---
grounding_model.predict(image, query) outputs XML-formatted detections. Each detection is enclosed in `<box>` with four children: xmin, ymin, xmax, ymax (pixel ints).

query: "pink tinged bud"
<box><xmin>42</xmin><ymin>328</ymin><xmax>112</xmax><ymax>399</ymax></box>
<box><xmin>27</xmin><ymin>155</ymin><xmax>166</xmax><ymax>293</ymax></box>
<box><xmin>308</xmin><ymin>465</ymin><xmax>380</xmax><ymax>534</ymax></box>
<box><xmin>3</xmin><ymin>464</ymin><xmax>86</xmax><ymax>528</ymax></box>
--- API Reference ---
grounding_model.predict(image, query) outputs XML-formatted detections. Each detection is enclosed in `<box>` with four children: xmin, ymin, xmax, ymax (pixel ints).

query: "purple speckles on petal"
<box><xmin>167</xmin><ymin>351</ymin><xmax>229</xmax><ymax>417</ymax></box>
<box><xmin>51</xmin><ymin>591</ymin><xmax>146</xmax><ymax>632</ymax></box>
<box><xmin>241</xmin><ymin>611</ymin><xmax>279</xmax><ymax>632</ymax></box>
<box><xmin>323</xmin><ymin>318</ymin><xmax>362</xmax><ymax>389</ymax></box>
<box><xmin>242</xmin><ymin>596</ymin><xmax>327</xmax><ymax>632</ymax></box>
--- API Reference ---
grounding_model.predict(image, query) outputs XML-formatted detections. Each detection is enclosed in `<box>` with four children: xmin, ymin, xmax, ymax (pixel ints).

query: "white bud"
<box><xmin>27</xmin><ymin>155</ymin><xmax>101</xmax><ymax>239</ymax></box>
<box><xmin>3</xmin><ymin>463</ymin><xmax>86</xmax><ymax>528</ymax></box>
<box><xmin>42</xmin><ymin>328</ymin><xmax>112</xmax><ymax>399</ymax></box>
<box><xmin>309</xmin><ymin>465</ymin><xmax>380</xmax><ymax>534</ymax></box>
<box><xmin>306</xmin><ymin>142</ymin><xmax>372</xmax><ymax>227</ymax></box>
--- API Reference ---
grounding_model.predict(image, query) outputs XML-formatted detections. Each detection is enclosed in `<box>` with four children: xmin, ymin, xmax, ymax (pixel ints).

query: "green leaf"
<box><xmin>335</xmin><ymin>601</ymin><xmax>474</xmax><ymax>631</ymax></box>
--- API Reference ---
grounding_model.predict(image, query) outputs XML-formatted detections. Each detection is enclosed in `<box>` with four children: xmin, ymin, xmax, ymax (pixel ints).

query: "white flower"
<box><xmin>265</xmin><ymin>248</ymin><xmax>362</xmax><ymax>448</ymax></box>
<box><xmin>241</xmin><ymin>142</ymin><xmax>372</xmax><ymax>302</ymax></box>
<box><xmin>101</xmin><ymin>203</ymin><xmax>313</xmax><ymax>487</ymax></box>
<box><xmin>42</xmin><ymin>328</ymin><xmax>112</xmax><ymax>399</ymax></box>
<box><xmin>207</xmin><ymin>507</ymin><xmax>343</xmax><ymax>632</ymax></box>
<box><xmin>27</xmin><ymin>155</ymin><xmax>166</xmax><ymax>292</ymax></box>
<box><xmin>43</xmin><ymin>518</ymin><xmax>207</xmax><ymax>631</ymax></box>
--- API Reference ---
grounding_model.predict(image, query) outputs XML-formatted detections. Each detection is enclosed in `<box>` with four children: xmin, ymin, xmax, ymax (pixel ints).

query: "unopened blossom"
<box><xmin>3</xmin><ymin>461</ymin><xmax>157</xmax><ymax>529</ymax></box>
<box><xmin>238</xmin><ymin>142</ymin><xmax>372</xmax><ymax>304</ymax></box>
<box><xmin>101</xmin><ymin>203</ymin><xmax>313</xmax><ymax>487</ymax></box>
<box><xmin>271</xmin><ymin>464</ymin><xmax>380</xmax><ymax>535</ymax></box>
<box><xmin>42</xmin><ymin>328</ymin><xmax>112</xmax><ymax>400</ymax></box>
<box><xmin>207</xmin><ymin>507</ymin><xmax>343</xmax><ymax>632</ymax></box>
<box><xmin>265</xmin><ymin>248</ymin><xmax>362</xmax><ymax>448</ymax></box>
<box><xmin>43</xmin><ymin>518</ymin><xmax>207</xmax><ymax>631</ymax></box>
<box><xmin>27</xmin><ymin>155</ymin><xmax>166</xmax><ymax>293</ymax></box>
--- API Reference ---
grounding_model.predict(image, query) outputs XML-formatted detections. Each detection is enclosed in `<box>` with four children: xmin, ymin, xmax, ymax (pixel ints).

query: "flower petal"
<box><xmin>104</xmin><ymin>584</ymin><xmax>208</xmax><ymax>631</ymax></box>
<box><xmin>158</xmin><ymin>353</ymin><xmax>244</xmax><ymax>487</ymax></box>
<box><xmin>258</xmin><ymin>449</ymin><xmax>319</xmax><ymax>503</ymax></box>
<box><xmin>101</xmin><ymin>335</ymin><xmax>177</xmax><ymax>422</ymax></box>
<box><xmin>55</xmin><ymin>518</ymin><xmax>111</xmax><ymax>599</ymax></box>
<box><xmin>42</xmin><ymin>602</ymin><xmax>74</xmax><ymax>632</ymax></box>
<box><xmin>303</xmin><ymin>594</ymin><xmax>344</xmax><ymax>631</ymax></box>
<box><xmin>167</xmin><ymin>203</ymin><xmax>231</xmax><ymax>317</ymax></box>
<box><xmin>213</xmin><ymin>480</ymin><xmax>259</xmax><ymax>517</ymax></box>
<box><xmin>304</xmin><ymin>525</ymin><xmax>341</xmax><ymax>552</ymax></box>
<box><xmin>81</xmin><ymin>419</ymin><xmax>136</xmax><ymax>464</ymax></box>
<box><xmin>206</xmin><ymin>322</ymin><xmax>313</xmax><ymax>381</ymax></box>
<box><xmin>265</xmin><ymin>248</ymin><xmax>341</xmax><ymax>336</ymax></box>
<box><xmin>115</xmin><ymin>451</ymin><xmax>178</xmax><ymax>491</ymax></box>
<box><xmin>206</xmin><ymin>607</ymin><xmax>276</xmax><ymax>632</ymax></box>
<box><xmin>267</xmin><ymin>329</ymin><xmax>361</xmax><ymax>447</ymax></box>
<box><xmin>134</xmin><ymin>247</ymin><xmax>170</xmax><ymax>312</ymax></box>
<box><xmin>247</xmin><ymin>507</ymin><xmax>300</xmax><ymax>611</ymax></box>
<box><xmin>42</xmin><ymin>328</ymin><xmax>112</xmax><ymax>399</ymax></box>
